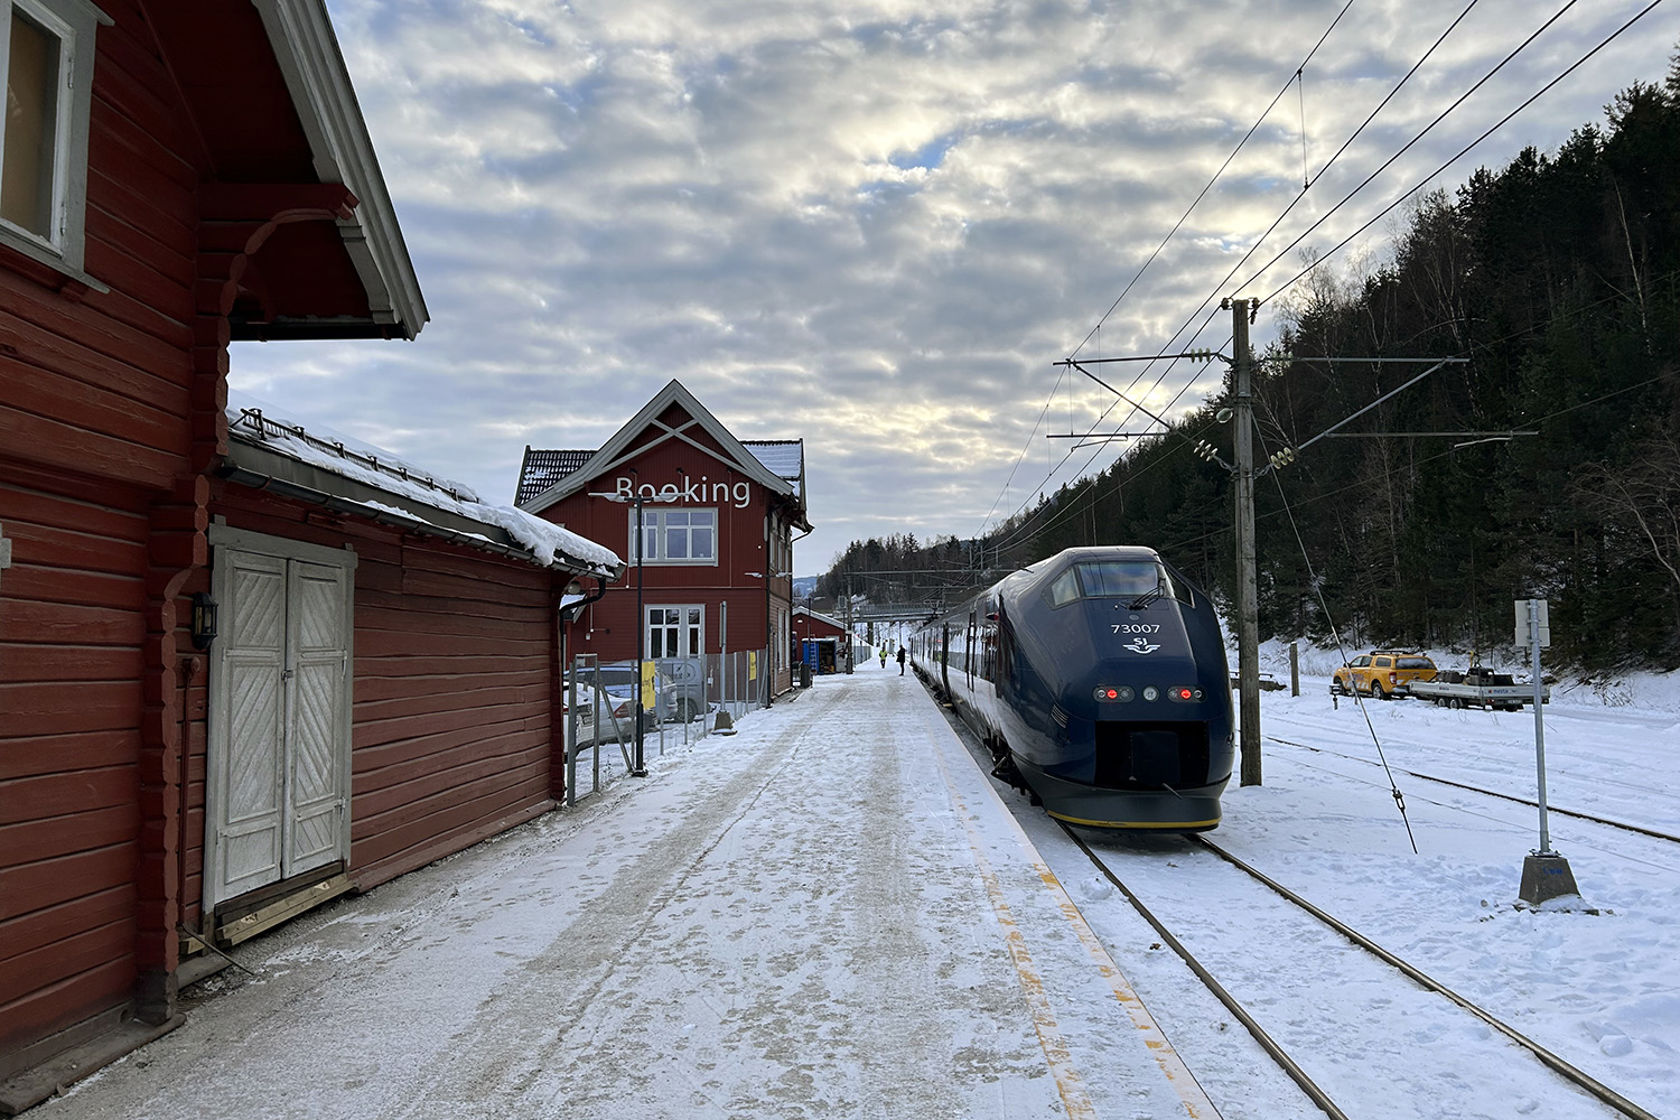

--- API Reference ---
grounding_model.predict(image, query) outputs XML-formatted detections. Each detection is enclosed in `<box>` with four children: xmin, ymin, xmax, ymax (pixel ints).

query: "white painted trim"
<box><xmin>209</xmin><ymin>521</ymin><xmax>359</xmax><ymax>571</ymax></box>
<box><xmin>251</xmin><ymin>0</ymin><xmax>427</xmax><ymax>338</ymax></box>
<box><xmin>520</xmin><ymin>379</ymin><xmax>794</xmax><ymax>514</ymax></box>
<box><xmin>0</xmin><ymin>0</ymin><xmax>109</xmax><ymax>279</ymax></box>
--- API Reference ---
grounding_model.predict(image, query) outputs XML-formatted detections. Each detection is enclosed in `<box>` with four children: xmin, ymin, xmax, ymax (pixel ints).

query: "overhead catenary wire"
<box><xmin>988</xmin><ymin>0</ymin><xmax>1502</xmax><ymax>544</ymax></box>
<box><xmin>1066</xmin><ymin>0</ymin><xmax>1360</xmax><ymax>363</ymax></box>
<box><xmin>1257</xmin><ymin>0</ymin><xmax>1670</xmax><ymax>305</ymax></box>
<box><xmin>1062</xmin><ymin>0</ymin><xmax>1529</xmax><ymax>465</ymax></box>
<box><xmin>971</xmin><ymin>0</ymin><xmax>1367</xmax><ymax>545</ymax></box>
<box><xmin>995</xmin><ymin>247</ymin><xmax>1676</xmax><ymax>567</ymax></box>
<box><xmin>983</xmin><ymin>0</ymin><xmax>1648</xmax><ymax>552</ymax></box>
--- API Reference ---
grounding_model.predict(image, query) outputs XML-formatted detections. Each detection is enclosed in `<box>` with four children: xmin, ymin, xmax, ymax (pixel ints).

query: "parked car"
<box><xmin>591</xmin><ymin>661</ymin><xmax>709</xmax><ymax>724</ymax></box>
<box><xmin>560</xmin><ymin>677</ymin><xmax>652</xmax><ymax>741</ymax></box>
<box><xmin>1330</xmin><ymin>650</ymin><xmax>1438</xmax><ymax>700</ymax></box>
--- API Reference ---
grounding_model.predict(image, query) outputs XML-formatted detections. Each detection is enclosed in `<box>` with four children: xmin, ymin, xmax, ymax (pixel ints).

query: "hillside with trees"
<box><xmin>819</xmin><ymin>54</ymin><xmax>1680</xmax><ymax>671</ymax></box>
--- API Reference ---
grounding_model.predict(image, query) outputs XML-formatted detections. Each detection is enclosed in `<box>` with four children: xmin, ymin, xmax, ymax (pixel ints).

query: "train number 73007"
<box><xmin>1112</xmin><ymin>624</ymin><xmax>1161</xmax><ymax>635</ymax></box>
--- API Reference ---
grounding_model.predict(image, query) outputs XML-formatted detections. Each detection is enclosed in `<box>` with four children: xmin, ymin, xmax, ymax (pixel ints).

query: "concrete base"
<box><xmin>1518</xmin><ymin>851</ymin><xmax>1581</xmax><ymax>907</ymax></box>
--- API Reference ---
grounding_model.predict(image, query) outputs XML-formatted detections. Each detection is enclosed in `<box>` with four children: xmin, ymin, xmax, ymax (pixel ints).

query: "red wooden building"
<box><xmin>0</xmin><ymin>1</ymin><xmax>619</xmax><ymax>1107</ymax></box>
<box><xmin>517</xmin><ymin>380</ymin><xmax>810</xmax><ymax>702</ymax></box>
<box><xmin>794</xmin><ymin>606</ymin><xmax>852</xmax><ymax>674</ymax></box>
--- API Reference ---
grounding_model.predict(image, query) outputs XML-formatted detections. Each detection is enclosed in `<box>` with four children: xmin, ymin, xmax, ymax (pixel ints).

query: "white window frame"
<box><xmin>646</xmin><ymin>603</ymin><xmax>704</xmax><ymax>659</ymax></box>
<box><xmin>0</xmin><ymin>0</ymin><xmax>107</xmax><ymax>281</ymax></box>
<box><xmin>632</xmin><ymin>507</ymin><xmax>718</xmax><ymax>566</ymax></box>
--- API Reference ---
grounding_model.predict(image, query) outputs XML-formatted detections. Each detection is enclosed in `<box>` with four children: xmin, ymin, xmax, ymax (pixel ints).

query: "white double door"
<box><xmin>206</xmin><ymin>529</ymin><xmax>355</xmax><ymax>911</ymax></box>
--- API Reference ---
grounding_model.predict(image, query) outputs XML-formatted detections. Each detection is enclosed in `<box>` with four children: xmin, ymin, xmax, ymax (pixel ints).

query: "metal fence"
<box><xmin>564</xmin><ymin>649</ymin><xmax>772</xmax><ymax>805</ymax></box>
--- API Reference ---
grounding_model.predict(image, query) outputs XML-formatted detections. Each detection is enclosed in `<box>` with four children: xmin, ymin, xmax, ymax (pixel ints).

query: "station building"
<box><xmin>516</xmin><ymin>381</ymin><xmax>810</xmax><ymax>702</ymax></box>
<box><xmin>794</xmin><ymin>606</ymin><xmax>852</xmax><ymax>675</ymax></box>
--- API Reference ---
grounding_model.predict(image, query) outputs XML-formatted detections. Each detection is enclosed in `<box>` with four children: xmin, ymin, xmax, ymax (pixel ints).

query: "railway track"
<box><xmin>1061</xmin><ymin>825</ymin><xmax>1663</xmax><ymax>1120</ymax></box>
<box><xmin>1264</xmin><ymin>734</ymin><xmax>1680</xmax><ymax>846</ymax></box>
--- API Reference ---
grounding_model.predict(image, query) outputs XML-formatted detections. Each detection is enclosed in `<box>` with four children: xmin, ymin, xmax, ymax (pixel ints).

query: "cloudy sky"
<box><xmin>230</xmin><ymin>0</ymin><xmax>1679</xmax><ymax>575</ymax></box>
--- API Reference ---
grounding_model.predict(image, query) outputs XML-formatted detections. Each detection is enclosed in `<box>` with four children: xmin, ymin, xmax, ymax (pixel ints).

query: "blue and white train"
<box><xmin>911</xmin><ymin>546</ymin><xmax>1234</xmax><ymax>830</ymax></box>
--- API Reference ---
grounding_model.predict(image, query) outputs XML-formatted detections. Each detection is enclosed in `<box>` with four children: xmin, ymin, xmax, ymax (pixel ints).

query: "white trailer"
<box><xmin>1407</xmin><ymin>666</ymin><xmax>1549</xmax><ymax>711</ymax></box>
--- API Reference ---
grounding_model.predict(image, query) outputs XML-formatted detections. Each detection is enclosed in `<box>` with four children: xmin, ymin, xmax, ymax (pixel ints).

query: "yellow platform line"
<box><xmin>927</xmin><ymin>714</ymin><xmax>1222</xmax><ymax>1120</ymax></box>
<box><xmin>931</xmin><ymin>743</ymin><xmax>1097</xmax><ymax>1119</ymax></box>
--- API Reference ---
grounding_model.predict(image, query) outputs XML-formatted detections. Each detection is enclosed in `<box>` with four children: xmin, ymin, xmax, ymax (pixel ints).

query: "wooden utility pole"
<box><xmin>1229</xmin><ymin>297</ymin><xmax>1262</xmax><ymax>786</ymax></box>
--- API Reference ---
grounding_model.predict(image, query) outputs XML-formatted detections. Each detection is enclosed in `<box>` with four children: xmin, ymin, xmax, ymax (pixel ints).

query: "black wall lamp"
<box><xmin>190</xmin><ymin>592</ymin><xmax>218</xmax><ymax>651</ymax></box>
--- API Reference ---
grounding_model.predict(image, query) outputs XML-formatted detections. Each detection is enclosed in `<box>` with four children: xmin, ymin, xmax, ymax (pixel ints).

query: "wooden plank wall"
<box><xmin>0</xmin><ymin>467</ymin><xmax>148</xmax><ymax>1059</ymax></box>
<box><xmin>212</xmin><ymin>488</ymin><xmax>560</xmax><ymax>895</ymax></box>
<box><xmin>0</xmin><ymin>0</ymin><xmax>200</xmax><ymax>1061</ymax></box>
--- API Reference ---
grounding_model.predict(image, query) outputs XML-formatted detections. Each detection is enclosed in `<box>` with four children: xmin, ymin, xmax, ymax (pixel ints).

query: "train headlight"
<box><xmin>1166</xmin><ymin>686</ymin><xmax>1204</xmax><ymax>702</ymax></box>
<box><xmin>1092</xmin><ymin>686</ymin><xmax>1136</xmax><ymax>702</ymax></box>
<box><xmin>1142</xmin><ymin>686</ymin><xmax>1159</xmax><ymax>701</ymax></box>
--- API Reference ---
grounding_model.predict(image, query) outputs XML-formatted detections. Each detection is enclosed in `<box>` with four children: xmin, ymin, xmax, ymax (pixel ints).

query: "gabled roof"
<box><xmin>224</xmin><ymin>392</ymin><xmax>622</xmax><ymax>578</ymax></box>
<box><xmin>517</xmin><ymin>380</ymin><xmax>810</xmax><ymax>529</ymax></box>
<box><xmin>793</xmin><ymin>606</ymin><xmax>847</xmax><ymax>631</ymax></box>
<box><xmin>516</xmin><ymin>449</ymin><xmax>594</xmax><ymax>506</ymax></box>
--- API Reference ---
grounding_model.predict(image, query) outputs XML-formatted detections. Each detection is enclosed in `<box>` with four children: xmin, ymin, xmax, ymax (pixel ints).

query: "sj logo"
<box><xmin>1123</xmin><ymin>637</ymin><xmax>1161</xmax><ymax>655</ymax></box>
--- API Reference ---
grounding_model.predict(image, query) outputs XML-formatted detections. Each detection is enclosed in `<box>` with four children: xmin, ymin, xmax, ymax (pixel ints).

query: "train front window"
<box><xmin>1079</xmin><ymin>561</ymin><xmax>1161</xmax><ymax>598</ymax></box>
<box><xmin>1046</xmin><ymin>560</ymin><xmax>1186</xmax><ymax>607</ymax></box>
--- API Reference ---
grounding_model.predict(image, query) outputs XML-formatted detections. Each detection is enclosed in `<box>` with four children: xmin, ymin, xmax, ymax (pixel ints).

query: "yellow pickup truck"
<box><xmin>1330</xmin><ymin>650</ymin><xmax>1438</xmax><ymax>700</ymax></box>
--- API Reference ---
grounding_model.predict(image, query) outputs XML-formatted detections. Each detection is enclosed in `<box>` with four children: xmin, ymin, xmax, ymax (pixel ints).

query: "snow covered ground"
<box><xmin>30</xmin><ymin>657</ymin><xmax>1680</xmax><ymax>1119</ymax></box>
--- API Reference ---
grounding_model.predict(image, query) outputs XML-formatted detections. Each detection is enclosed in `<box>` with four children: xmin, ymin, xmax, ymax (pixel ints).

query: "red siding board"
<box><xmin>0</xmin><ymin>767</ymin><xmax>138</xmax><ymax>827</ymax></box>
<box><xmin>0</xmin><ymin>844</ymin><xmax>138</xmax><ymax>925</ymax></box>
<box><xmin>0</xmin><ymin>956</ymin><xmax>136</xmax><ymax>1057</ymax></box>
<box><xmin>0</xmin><ymin>886</ymin><xmax>133</xmax><ymax>968</ymax></box>
<box><xmin>350</xmin><ymin>774</ymin><xmax>550</xmax><ymax>872</ymax></box>
<box><xmin>0</xmin><ymin>406</ymin><xmax>181</xmax><ymax>491</ymax></box>
<box><xmin>0</xmin><ymin>920</ymin><xmax>133</xmax><ymax>1021</ymax></box>
<box><xmin>1</xmin><ymin>359</ymin><xmax>185</xmax><ymax>458</ymax></box>
<box><xmin>0</xmin><ymin>270</ymin><xmax>193</xmax><ymax>396</ymax></box>
<box><xmin>0</xmin><ymin>646</ymin><xmax>143</xmax><ymax>685</ymax></box>
<box><xmin>352</xmin><ymin>740</ymin><xmax>548</xmax><ymax>820</ymax></box>
<box><xmin>355</xmin><ymin>652</ymin><xmax>548</xmax><ymax>680</ymax></box>
<box><xmin>352</xmin><ymin>661</ymin><xmax>547</xmax><ymax>698</ymax></box>
<box><xmin>0</xmin><ymin>730</ymin><xmax>136</xmax><ymax>780</ymax></box>
<box><xmin>0</xmin><ymin>597</ymin><xmax>145</xmax><ymax>649</ymax></box>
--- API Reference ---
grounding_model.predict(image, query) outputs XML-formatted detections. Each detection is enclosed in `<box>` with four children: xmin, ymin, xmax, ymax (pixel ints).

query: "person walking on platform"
<box><xmin>897</xmin><ymin>646</ymin><xmax>907</xmax><ymax>675</ymax></box>
<box><xmin>879</xmin><ymin>645</ymin><xmax>888</xmax><ymax>669</ymax></box>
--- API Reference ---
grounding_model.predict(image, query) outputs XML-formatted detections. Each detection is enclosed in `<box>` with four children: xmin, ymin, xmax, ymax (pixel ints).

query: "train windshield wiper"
<box><xmin>1124</xmin><ymin>584</ymin><xmax>1166</xmax><ymax>610</ymax></box>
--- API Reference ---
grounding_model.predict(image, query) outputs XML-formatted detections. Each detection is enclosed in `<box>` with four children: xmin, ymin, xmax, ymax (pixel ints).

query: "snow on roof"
<box><xmin>743</xmin><ymin>440</ymin><xmax>803</xmax><ymax>496</ymax></box>
<box><xmin>794</xmin><ymin>605</ymin><xmax>846</xmax><ymax>630</ymax></box>
<box><xmin>225</xmin><ymin>391</ymin><xmax>622</xmax><ymax>575</ymax></box>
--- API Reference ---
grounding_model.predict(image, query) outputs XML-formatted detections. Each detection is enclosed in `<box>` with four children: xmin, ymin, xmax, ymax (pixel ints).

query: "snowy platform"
<box><xmin>29</xmin><ymin>662</ymin><xmax>1680</xmax><ymax>1119</ymax></box>
<box><xmin>31</xmin><ymin>663</ymin><xmax>1212</xmax><ymax>1119</ymax></box>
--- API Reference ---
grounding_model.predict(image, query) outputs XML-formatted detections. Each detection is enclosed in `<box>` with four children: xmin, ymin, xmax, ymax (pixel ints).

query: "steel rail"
<box><xmin>1060</xmin><ymin>826</ymin><xmax>1350</xmax><ymax>1120</ymax></box>
<box><xmin>1265</xmin><ymin>735</ymin><xmax>1680</xmax><ymax>845</ymax></box>
<box><xmin>1189</xmin><ymin>835</ymin><xmax>1661</xmax><ymax>1120</ymax></box>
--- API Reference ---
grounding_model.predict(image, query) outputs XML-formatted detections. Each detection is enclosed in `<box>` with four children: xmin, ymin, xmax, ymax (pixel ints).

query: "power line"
<box><xmin>975</xmin><ymin>2</ymin><xmax>1369</xmax><ymax>543</ymax></box>
<box><xmin>1067</xmin><ymin>0</ymin><xmax>1359</xmax><ymax>362</ymax></box>
<box><xmin>988</xmin><ymin>0</ymin><xmax>1630</xmax><ymax>547</ymax></box>
<box><xmin>1258</xmin><ymin>0</ymin><xmax>1669</xmax><ymax>304</ymax></box>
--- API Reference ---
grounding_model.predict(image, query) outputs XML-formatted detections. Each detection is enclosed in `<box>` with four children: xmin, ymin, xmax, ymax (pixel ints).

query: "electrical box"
<box><xmin>1514</xmin><ymin>598</ymin><xmax>1551</xmax><ymax>649</ymax></box>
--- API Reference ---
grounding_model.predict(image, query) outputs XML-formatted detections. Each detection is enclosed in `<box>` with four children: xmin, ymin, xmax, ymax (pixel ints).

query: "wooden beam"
<box><xmin>214</xmin><ymin>872</ymin><xmax>353</xmax><ymax>948</ymax></box>
<box><xmin>199</xmin><ymin>182</ymin><xmax>357</xmax><ymax>224</ymax></box>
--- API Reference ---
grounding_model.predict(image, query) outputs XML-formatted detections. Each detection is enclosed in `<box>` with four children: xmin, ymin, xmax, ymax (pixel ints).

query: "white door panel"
<box><xmin>218</xmin><ymin>554</ymin><xmax>287</xmax><ymax>899</ymax></box>
<box><xmin>209</xmin><ymin>544</ymin><xmax>352</xmax><ymax>910</ymax></box>
<box><xmin>287</xmin><ymin>562</ymin><xmax>349</xmax><ymax>874</ymax></box>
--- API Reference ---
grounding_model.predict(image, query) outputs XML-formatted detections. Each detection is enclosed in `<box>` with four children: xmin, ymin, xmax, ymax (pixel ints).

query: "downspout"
<box><xmin>555</xmin><ymin>576</ymin><xmax>610</xmax><ymax>801</ymax></box>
